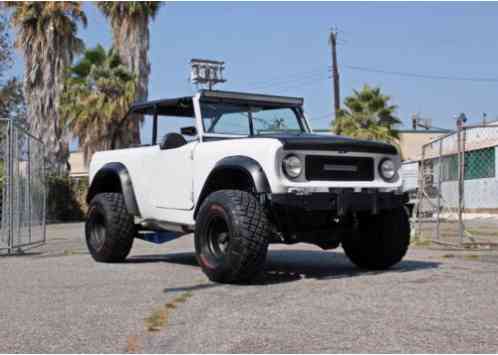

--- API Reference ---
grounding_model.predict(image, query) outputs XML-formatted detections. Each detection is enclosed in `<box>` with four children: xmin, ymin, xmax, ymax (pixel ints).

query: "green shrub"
<box><xmin>46</xmin><ymin>174</ymin><xmax>88</xmax><ymax>222</ymax></box>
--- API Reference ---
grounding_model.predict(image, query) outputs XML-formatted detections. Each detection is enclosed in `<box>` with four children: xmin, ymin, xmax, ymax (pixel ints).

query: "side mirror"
<box><xmin>181</xmin><ymin>126</ymin><xmax>197</xmax><ymax>136</ymax></box>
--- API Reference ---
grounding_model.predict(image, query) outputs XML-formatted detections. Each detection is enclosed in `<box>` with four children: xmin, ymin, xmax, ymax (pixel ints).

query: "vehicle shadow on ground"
<box><xmin>0</xmin><ymin>251</ymin><xmax>44</xmax><ymax>258</ymax></box>
<box><xmin>262</xmin><ymin>250</ymin><xmax>440</xmax><ymax>284</ymax></box>
<box><xmin>127</xmin><ymin>249</ymin><xmax>440</xmax><ymax>287</ymax></box>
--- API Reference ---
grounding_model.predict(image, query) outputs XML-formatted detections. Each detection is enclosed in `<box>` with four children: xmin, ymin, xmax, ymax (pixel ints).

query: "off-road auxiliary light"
<box><xmin>378</xmin><ymin>158</ymin><xmax>397</xmax><ymax>182</ymax></box>
<box><xmin>190</xmin><ymin>58</ymin><xmax>226</xmax><ymax>90</ymax></box>
<box><xmin>282</xmin><ymin>154</ymin><xmax>303</xmax><ymax>179</ymax></box>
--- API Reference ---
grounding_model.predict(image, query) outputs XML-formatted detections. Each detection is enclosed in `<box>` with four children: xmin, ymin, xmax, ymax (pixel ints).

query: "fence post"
<box><xmin>42</xmin><ymin>151</ymin><xmax>47</xmax><ymax>244</ymax></box>
<box><xmin>416</xmin><ymin>145</ymin><xmax>426</xmax><ymax>239</ymax></box>
<box><xmin>461</xmin><ymin>127</ymin><xmax>467</xmax><ymax>242</ymax></box>
<box><xmin>27</xmin><ymin>136</ymin><xmax>32</xmax><ymax>244</ymax></box>
<box><xmin>436</xmin><ymin>140</ymin><xmax>442</xmax><ymax>240</ymax></box>
<box><xmin>457</xmin><ymin>125</ymin><xmax>464</xmax><ymax>242</ymax></box>
<box><xmin>7</xmin><ymin>119</ymin><xmax>14</xmax><ymax>254</ymax></box>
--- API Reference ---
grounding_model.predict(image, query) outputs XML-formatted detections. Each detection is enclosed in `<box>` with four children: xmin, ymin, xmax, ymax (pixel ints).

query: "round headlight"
<box><xmin>379</xmin><ymin>158</ymin><xmax>397</xmax><ymax>181</ymax></box>
<box><xmin>282</xmin><ymin>154</ymin><xmax>303</xmax><ymax>179</ymax></box>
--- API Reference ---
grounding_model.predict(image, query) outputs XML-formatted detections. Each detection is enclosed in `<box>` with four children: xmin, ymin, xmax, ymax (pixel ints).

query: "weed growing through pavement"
<box><xmin>144</xmin><ymin>291</ymin><xmax>194</xmax><ymax>332</ymax></box>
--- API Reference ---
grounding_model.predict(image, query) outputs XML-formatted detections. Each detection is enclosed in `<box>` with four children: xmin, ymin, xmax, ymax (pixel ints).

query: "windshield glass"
<box><xmin>201</xmin><ymin>102</ymin><xmax>305</xmax><ymax>136</ymax></box>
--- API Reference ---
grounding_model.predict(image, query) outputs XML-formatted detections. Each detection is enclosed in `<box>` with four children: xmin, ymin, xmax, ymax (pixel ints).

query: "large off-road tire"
<box><xmin>195</xmin><ymin>190</ymin><xmax>270</xmax><ymax>283</ymax></box>
<box><xmin>85</xmin><ymin>193</ymin><xmax>135</xmax><ymax>262</ymax></box>
<box><xmin>342</xmin><ymin>207</ymin><xmax>410</xmax><ymax>270</ymax></box>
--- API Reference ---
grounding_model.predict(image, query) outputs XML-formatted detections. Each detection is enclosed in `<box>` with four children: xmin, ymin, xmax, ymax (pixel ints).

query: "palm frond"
<box><xmin>333</xmin><ymin>84</ymin><xmax>400</xmax><ymax>144</ymax></box>
<box><xmin>60</xmin><ymin>45</ymin><xmax>137</xmax><ymax>164</ymax></box>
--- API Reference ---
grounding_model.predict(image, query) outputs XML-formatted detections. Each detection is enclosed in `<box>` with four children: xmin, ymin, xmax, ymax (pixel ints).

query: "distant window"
<box><xmin>441</xmin><ymin>155</ymin><xmax>458</xmax><ymax>182</ymax></box>
<box><xmin>439</xmin><ymin>147</ymin><xmax>495</xmax><ymax>182</ymax></box>
<box><xmin>464</xmin><ymin>147</ymin><xmax>495</xmax><ymax>180</ymax></box>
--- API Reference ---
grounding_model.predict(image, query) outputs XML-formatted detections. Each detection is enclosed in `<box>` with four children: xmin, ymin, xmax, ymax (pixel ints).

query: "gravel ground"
<box><xmin>0</xmin><ymin>223</ymin><xmax>497</xmax><ymax>353</ymax></box>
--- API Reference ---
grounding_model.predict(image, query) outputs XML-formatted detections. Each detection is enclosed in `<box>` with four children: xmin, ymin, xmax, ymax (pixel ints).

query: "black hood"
<box><xmin>261</xmin><ymin>133</ymin><xmax>397</xmax><ymax>155</ymax></box>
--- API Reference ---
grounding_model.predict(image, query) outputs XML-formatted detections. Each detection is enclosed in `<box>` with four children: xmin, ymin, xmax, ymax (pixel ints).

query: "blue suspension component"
<box><xmin>136</xmin><ymin>231</ymin><xmax>183</xmax><ymax>244</ymax></box>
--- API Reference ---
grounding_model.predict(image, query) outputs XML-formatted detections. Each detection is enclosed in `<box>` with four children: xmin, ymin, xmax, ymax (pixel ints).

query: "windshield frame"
<box><xmin>198</xmin><ymin>99</ymin><xmax>310</xmax><ymax>139</ymax></box>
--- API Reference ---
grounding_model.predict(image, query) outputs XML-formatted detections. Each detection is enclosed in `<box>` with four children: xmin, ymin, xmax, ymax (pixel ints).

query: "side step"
<box><xmin>136</xmin><ymin>231</ymin><xmax>184</xmax><ymax>244</ymax></box>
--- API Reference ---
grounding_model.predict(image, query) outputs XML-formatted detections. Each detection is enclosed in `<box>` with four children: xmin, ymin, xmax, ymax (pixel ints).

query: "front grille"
<box><xmin>305</xmin><ymin>155</ymin><xmax>374</xmax><ymax>181</ymax></box>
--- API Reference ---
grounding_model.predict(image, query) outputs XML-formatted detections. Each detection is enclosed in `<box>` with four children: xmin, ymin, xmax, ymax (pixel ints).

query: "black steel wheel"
<box><xmin>195</xmin><ymin>190</ymin><xmax>270</xmax><ymax>283</ymax></box>
<box><xmin>87</xmin><ymin>207</ymin><xmax>107</xmax><ymax>253</ymax></box>
<box><xmin>206</xmin><ymin>215</ymin><xmax>230</xmax><ymax>258</ymax></box>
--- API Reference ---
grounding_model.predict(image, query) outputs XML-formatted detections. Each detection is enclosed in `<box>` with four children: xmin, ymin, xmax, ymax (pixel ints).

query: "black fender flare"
<box><xmin>194</xmin><ymin>156</ymin><xmax>271</xmax><ymax>218</ymax></box>
<box><xmin>87</xmin><ymin>162</ymin><xmax>141</xmax><ymax>217</ymax></box>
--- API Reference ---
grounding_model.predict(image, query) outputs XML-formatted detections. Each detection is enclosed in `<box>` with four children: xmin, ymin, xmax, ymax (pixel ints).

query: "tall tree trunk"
<box><xmin>112</xmin><ymin>16</ymin><xmax>150</xmax><ymax>146</ymax></box>
<box><xmin>23</xmin><ymin>26</ymin><xmax>70</xmax><ymax>174</ymax></box>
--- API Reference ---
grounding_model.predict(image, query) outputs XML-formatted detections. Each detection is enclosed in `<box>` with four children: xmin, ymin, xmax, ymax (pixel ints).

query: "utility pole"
<box><xmin>329</xmin><ymin>28</ymin><xmax>341</xmax><ymax>117</ymax></box>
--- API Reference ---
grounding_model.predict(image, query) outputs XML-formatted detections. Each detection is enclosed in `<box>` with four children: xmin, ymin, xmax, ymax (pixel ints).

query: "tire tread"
<box><xmin>195</xmin><ymin>190</ymin><xmax>270</xmax><ymax>283</ymax></box>
<box><xmin>86</xmin><ymin>192</ymin><xmax>135</xmax><ymax>262</ymax></box>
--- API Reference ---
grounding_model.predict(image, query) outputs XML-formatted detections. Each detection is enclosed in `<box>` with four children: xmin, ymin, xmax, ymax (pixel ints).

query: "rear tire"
<box><xmin>342</xmin><ymin>207</ymin><xmax>410</xmax><ymax>270</ymax></box>
<box><xmin>195</xmin><ymin>190</ymin><xmax>270</xmax><ymax>283</ymax></box>
<box><xmin>85</xmin><ymin>193</ymin><xmax>135</xmax><ymax>262</ymax></box>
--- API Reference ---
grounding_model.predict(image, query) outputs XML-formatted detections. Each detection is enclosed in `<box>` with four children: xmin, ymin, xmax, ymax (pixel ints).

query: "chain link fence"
<box><xmin>0</xmin><ymin>118</ymin><xmax>46</xmax><ymax>254</ymax></box>
<box><xmin>415</xmin><ymin>124</ymin><xmax>498</xmax><ymax>248</ymax></box>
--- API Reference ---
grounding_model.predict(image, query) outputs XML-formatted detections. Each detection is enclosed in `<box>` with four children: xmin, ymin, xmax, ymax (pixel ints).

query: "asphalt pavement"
<box><xmin>0</xmin><ymin>223</ymin><xmax>497</xmax><ymax>353</ymax></box>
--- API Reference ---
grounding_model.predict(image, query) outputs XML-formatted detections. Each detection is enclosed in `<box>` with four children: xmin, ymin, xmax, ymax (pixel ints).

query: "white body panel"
<box><xmin>90</xmin><ymin>138</ymin><xmax>401</xmax><ymax>227</ymax></box>
<box><xmin>144</xmin><ymin>142</ymin><xmax>196</xmax><ymax>210</ymax></box>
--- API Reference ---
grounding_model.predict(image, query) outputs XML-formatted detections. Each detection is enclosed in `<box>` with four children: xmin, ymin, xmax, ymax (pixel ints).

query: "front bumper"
<box><xmin>270</xmin><ymin>190</ymin><xmax>407</xmax><ymax>215</ymax></box>
<box><xmin>267</xmin><ymin>190</ymin><xmax>408</xmax><ymax>242</ymax></box>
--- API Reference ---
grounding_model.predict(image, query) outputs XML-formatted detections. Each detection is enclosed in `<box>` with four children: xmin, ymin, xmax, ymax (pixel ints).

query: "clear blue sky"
<box><xmin>8</xmin><ymin>1</ymin><xmax>498</xmax><ymax>134</ymax></box>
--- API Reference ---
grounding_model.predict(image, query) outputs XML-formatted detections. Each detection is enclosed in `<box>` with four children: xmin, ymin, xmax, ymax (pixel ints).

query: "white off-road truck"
<box><xmin>86</xmin><ymin>90</ymin><xmax>410</xmax><ymax>283</ymax></box>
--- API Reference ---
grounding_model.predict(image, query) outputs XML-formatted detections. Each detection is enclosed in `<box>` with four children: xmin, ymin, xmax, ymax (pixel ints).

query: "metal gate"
<box><xmin>0</xmin><ymin>118</ymin><xmax>46</xmax><ymax>254</ymax></box>
<box><xmin>415</xmin><ymin>123</ymin><xmax>498</xmax><ymax>248</ymax></box>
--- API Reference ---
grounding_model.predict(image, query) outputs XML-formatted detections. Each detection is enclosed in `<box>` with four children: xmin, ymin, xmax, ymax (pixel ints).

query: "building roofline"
<box><xmin>313</xmin><ymin>128</ymin><xmax>452</xmax><ymax>134</ymax></box>
<box><xmin>396</xmin><ymin>128</ymin><xmax>453</xmax><ymax>134</ymax></box>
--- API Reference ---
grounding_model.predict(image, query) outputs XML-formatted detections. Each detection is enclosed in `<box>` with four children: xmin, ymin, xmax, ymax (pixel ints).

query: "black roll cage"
<box><xmin>113</xmin><ymin>90</ymin><xmax>306</xmax><ymax>147</ymax></box>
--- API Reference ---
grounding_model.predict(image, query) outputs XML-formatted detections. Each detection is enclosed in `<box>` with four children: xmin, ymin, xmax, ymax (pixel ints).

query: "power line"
<box><xmin>312</xmin><ymin>113</ymin><xmax>335</xmax><ymax>121</ymax></box>
<box><xmin>343</xmin><ymin>65</ymin><xmax>498</xmax><ymax>83</ymax></box>
<box><xmin>233</xmin><ymin>67</ymin><xmax>324</xmax><ymax>90</ymax></box>
<box><xmin>259</xmin><ymin>75</ymin><xmax>329</xmax><ymax>92</ymax></box>
<box><xmin>245</xmin><ymin>71</ymin><xmax>327</xmax><ymax>92</ymax></box>
<box><xmin>240</xmin><ymin>61</ymin><xmax>498</xmax><ymax>94</ymax></box>
<box><xmin>240</xmin><ymin>61</ymin><xmax>498</xmax><ymax>95</ymax></box>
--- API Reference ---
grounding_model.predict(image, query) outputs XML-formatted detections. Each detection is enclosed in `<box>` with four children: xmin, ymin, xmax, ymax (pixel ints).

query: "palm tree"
<box><xmin>60</xmin><ymin>45</ymin><xmax>137</xmax><ymax>164</ymax></box>
<box><xmin>332</xmin><ymin>84</ymin><xmax>401</xmax><ymax>144</ymax></box>
<box><xmin>97</xmin><ymin>2</ymin><xmax>162</xmax><ymax>145</ymax></box>
<box><xmin>4</xmin><ymin>2</ymin><xmax>87</xmax><ymax>171</ymax></box>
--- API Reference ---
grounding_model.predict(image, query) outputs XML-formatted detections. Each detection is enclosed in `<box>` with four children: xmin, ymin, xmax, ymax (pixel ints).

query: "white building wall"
<box><xmin>439</xmin><ymin>146</ymin><xmax>498</xmax><ymax>210</ymax></box>
<box><xmin>400</xmin><ymin>161</ymin><xmax>418</xmax><ymax>192</ymax></box>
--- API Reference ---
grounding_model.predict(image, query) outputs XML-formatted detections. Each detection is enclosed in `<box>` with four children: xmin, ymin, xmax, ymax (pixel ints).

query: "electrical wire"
<box><xmin>261</xmin><ymin>76</ymin><xmax>329</xmax><ymax>93</ymax></box>
<box><xmin>236</xmin><ymin>61</ymin><xmax>498</xmax><ymax>96</ymax></box>
<box><xmin>239</xmin><ymin>67</ymin><xmax>324</xmax><ymax>88</ymax></box>
<box><xmin>310</xmin><ymin>113</ymin><xmax>335</xmax><ymax>121</ymax></box>
<box><xmin>343</xmin><ymin>65</ymin><xmax>498</xmax><ymax>83</ymax></box>
<box><xmin>245</xmin><ymin>71</ymin><xmax>328</xmax><ymax>92</ymax></box>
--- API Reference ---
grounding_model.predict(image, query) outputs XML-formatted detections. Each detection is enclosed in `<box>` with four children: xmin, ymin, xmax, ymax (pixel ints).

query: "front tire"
<box><xmin>85</xmin><ymin>193</ymin><xmax>135</xmax><ymax>262</ymax></box>
<box><xmin>195</xmin><ymin>190</ymin><xmax>270</xmax><ymax>283</ymax></box>
<box><xmin>342</xmin><ymin>207</ymin><xmax>410</xmax><ymax>270</ymax></box>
